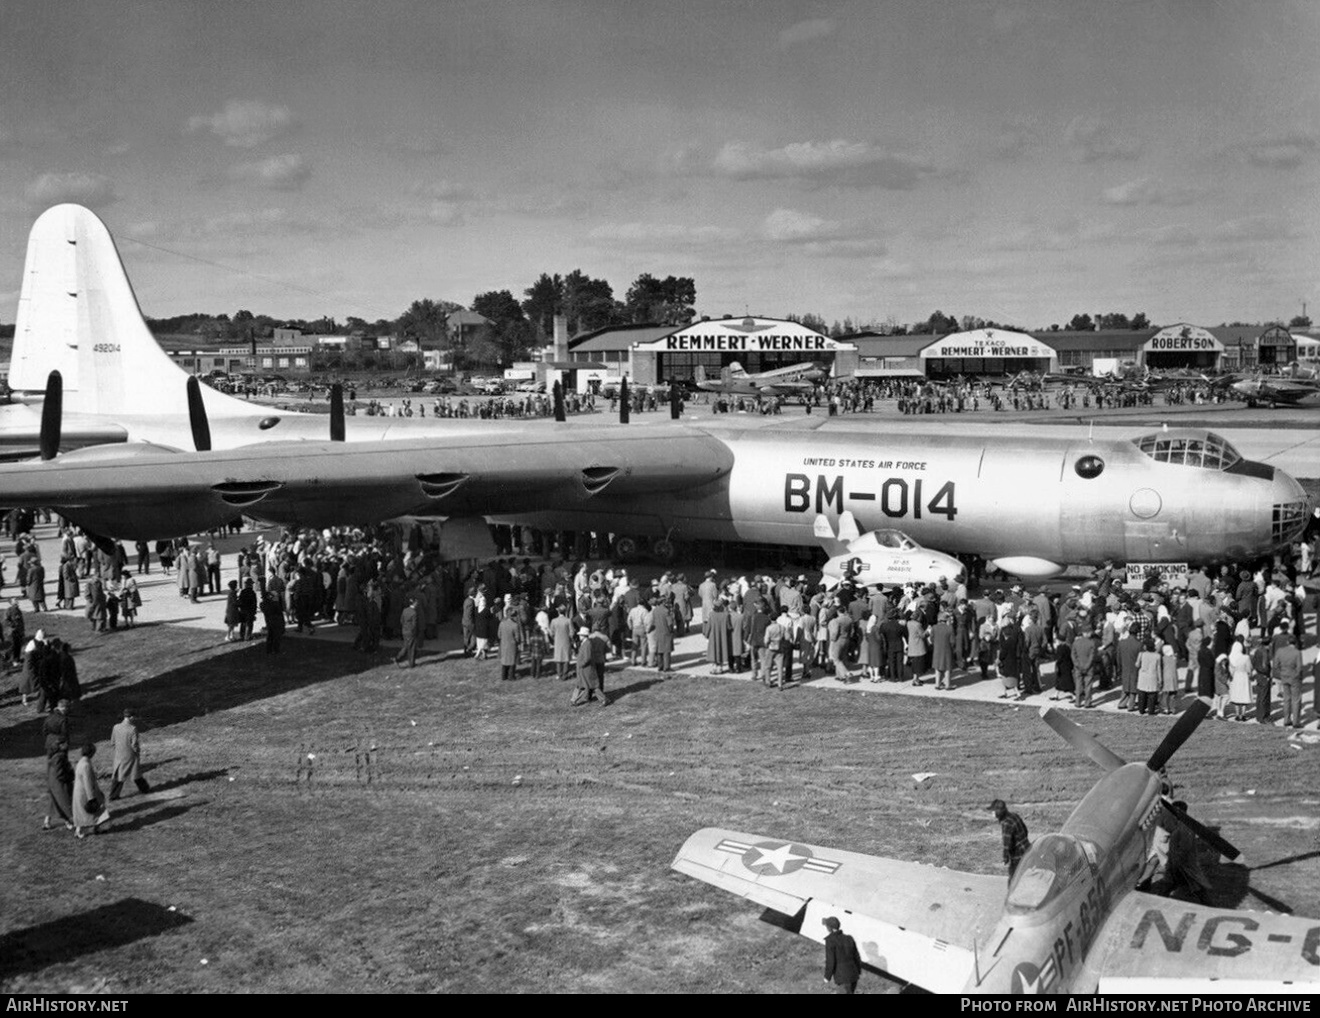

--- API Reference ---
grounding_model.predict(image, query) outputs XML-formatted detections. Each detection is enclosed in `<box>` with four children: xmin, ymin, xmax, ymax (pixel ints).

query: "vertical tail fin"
<box><xmin>693</xmin><ymin>364</ymin><xmax>707</xmax><ymax>384</ymax></box>
<box><xmin>727</xmin><ymin>360</ymin><xmax>747</xmax><ymax>378</ymax></box>
<box><xmin>10</xmin><ymin>204</ymin><xmax>255</xmax><ymax>419</ymax></box>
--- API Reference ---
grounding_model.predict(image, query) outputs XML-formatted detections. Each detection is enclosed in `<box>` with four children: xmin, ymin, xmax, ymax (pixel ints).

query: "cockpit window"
<box><xmin>1005</xmin><ymin>834</ymin><xmax>1095</xmax><ymax>913</ymax></box>
<box><xmin>1134</xmin><ymin>431</ymin><xmax>1240</xmax><ymax>471</ymax></box>
<box><xmin>873</xmin><ymin>529</ymin><xmax>916</xmax><ymax>550</ymax></box>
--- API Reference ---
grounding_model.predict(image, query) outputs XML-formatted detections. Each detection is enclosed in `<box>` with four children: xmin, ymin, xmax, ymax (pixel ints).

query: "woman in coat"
<box><xmin>1227</xmin><ymin>639</ymin><xmax>1252</xmax><ymax>721</ymax></box>
<box><xmin>44</xmin><ymin>739</ymin><xmax>74</xmax><ymax>831</ymax></box>
<box><xmin>906</xmin><ymin>613</ymin><xmax>929</xmax><ymax>686</ymax></box>
<box><xmin>1053</xmin><ymin>636</ymin><xmax>1075</xmax><ymax>700</ymax></box>
<box><xmin>1136</xmin><ymin>638</ymin><xmax>1162</xmax><ymax>715</ymax></box>
<box><xmin>997</xmin><ymin>618</ymin><xmax>1022</xmax><ymax>697</ymax></box>
<box><xmin>929</xmin><ymin>613</ymin><xmax>956</xmax><ymax>690</ymax></box>
<box><xmin>223</xmin><ymin>580</ymin><xmax>241</xmax><ymax>641</ymax></box>
<box><xmin>72</xmin><ymin>742</ymin><xmax>108</xmax><ymax>838</ymax></box>
<box><xmin>704</xmin><ymin>597</ymin><xmax>732</xmax><ymax>674</ymax></box>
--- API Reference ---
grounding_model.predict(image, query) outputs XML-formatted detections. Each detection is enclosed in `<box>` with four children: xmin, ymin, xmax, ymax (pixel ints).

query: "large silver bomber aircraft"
<box><xmin>0</xmin><ymin>205</ymin><xmax>1307</xmax><ymax>571</ymax></box>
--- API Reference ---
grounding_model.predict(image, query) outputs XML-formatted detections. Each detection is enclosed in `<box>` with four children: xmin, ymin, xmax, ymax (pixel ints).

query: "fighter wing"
<box><xmin>1089</xmin><ymin>890</ymin><xmax>1320</xmax><ymax>992</ymax></box>
<box><xmin>672</xmin><ymin>827</ymin><xmax>1005</xmax><ymax>993</ymax></box>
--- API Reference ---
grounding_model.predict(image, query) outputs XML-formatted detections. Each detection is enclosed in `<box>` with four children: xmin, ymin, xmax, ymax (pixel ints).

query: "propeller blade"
<box><xmin>1161</xmin><ymin>800</ymin><xmax>1241</xmax><ymax>861</ymax></box>
<box><xmin>1038</xmin><ymin>706</ymin><xmax>1127</xmax><ymax>772</ymax></box>
<box><xmin>39</xmin><ymin>370</ymin><xmax>62</xmax><ymax>461</ymax></box>
<box><xmin>186</xmin><ymin>376</ymin><xmax>212</xmax><ymax>452</ymax></box>
<box><xmin>619</xmin><ymin>377</ymin><xmax>630</xmax><ymax>424</ymax></box>
<box><xmin>669</xmin><ymin>382</ymin><xmax>681</xmax><ymax>420</ymax></box>
<box><xmin>1146</xmin><ymin>697</ymin><xmax>1211</xmax><ymax>773</ymax></box>
<box><xmin>552</xmin><ymin>380</ymin><xmax>566</xmax><ymax>422</ymax></box>
<box><xmin>329</xmin><ymin>384</ymin><xmax>345</xmax><ymax>441</ymax></box>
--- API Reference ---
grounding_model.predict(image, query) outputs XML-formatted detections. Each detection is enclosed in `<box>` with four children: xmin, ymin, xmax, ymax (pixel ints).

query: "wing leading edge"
<box><xmin>672</xmin><ymin>827</ymin><xmax>1006</xmax><ymax>993</ymax></box>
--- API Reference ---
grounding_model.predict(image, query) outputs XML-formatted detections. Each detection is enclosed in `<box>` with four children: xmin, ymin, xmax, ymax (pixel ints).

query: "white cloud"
<box><xmin>761</xmin><ymin>208</ymin><xmax>839</xmax><ymax>242</ymax></box>
<box><xmin>778</xmin><ymin>18</ymin><xmax>836</xmax><ymax>49</ymax></box>
<box><xmin>188</xmin><ymin>99</ymin><xmax>295</xmax><ymax>148</ymax></box>
<box><xmin>713</xmin><ymin>139</ymin><xmax>935</xmax><ymax>189</ymax></box>
<box><xmin>230</xmin><ymin>153</ymin><xmax>312</xmax><ymax>190</ymax></box>
<box><xmin>588</xmin><ymin>221</ymin><xmax>741</xmax><ymax>244</ymax></box>
<box><xmin>758</xmin><ymin>209</ymin><xmax>887</xmax><ymax>256</ymax></box>
<box><xmin>25</xmin><ymin>171</ymin><xmax>118</xmax><ymax>208</ymax></box>
<box><xmin>1101</xmin><ymin>177</ymin><xmax>1197</xmax><ymax>206</ymax></box>
<box><xmin>1246</xmin><ymin>132</ymin><xmax>1318</xmax><ymax>170</ymax></box>
<box><xmin>1211</xmin><ymin>214</ymin><xmax>1297</xmax><ymax>243</ymax></box>
<box><xmin>1063</xmin><ymin>117</ymin><xmax>1142</xmax><ymax>163</ymax></box>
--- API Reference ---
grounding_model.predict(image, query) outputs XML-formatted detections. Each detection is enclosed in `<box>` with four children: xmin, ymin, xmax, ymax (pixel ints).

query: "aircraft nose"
<box><xmin>1269</xmin><ymin>466</ymin><xmax>1310</xmax><ymax>545</ymax></box>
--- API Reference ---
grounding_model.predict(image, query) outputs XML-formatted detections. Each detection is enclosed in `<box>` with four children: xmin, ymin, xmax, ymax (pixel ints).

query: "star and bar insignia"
<box><xmin>715</xmin><ymin>837</ymin><xmax>841</xmax><ymax>876</ymax></box>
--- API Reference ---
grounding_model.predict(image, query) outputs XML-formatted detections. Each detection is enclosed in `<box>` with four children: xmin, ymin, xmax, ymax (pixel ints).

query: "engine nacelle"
<box><xmin>62</xmin><ymin>499</ymin><xmax>240</xmax><ymax>542</ymax></box>
<box><xmin>988</xmin><ymin>556</ymin><xmax>1067</xmax><ymax>580</ymax></box>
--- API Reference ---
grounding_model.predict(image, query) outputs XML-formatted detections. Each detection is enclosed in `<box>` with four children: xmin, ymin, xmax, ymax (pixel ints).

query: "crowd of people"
<box><xmin>7</xmin><ymin>505</ymin><xmax>1317</xmax><ymax>839</ymax></box>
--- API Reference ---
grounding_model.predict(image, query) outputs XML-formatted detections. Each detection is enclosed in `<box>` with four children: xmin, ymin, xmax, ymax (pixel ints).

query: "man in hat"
<box><xmin>109</xmin><ymin>708</ymin><xmax>151</xmax><ymax>800</ymax></box>
<box><xmin>821</xmin><ymin>916</ymin><xmax>862</xmax><ymax>994</ymax></box>
<box><xmin>991</xmin><ymin>798</ymin><xmax>1030</xmax><ymax>879</ymax></box>
<box><xmin>571</xmin><ymin>626</ymin><xmax>606</xmax><ymax>706</ymax></box>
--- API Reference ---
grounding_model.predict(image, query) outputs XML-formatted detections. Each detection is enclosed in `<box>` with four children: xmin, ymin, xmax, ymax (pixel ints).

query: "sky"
<box><xmin>0</xmin><ymin>0</ymin><xmax>1316</xmax><ymax>331</ymax></box>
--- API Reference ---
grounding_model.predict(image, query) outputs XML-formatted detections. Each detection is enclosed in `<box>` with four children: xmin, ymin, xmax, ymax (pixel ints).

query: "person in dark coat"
<box><xmin>571</xmin><ymin>626</ymin><xmax>601</xmax><ymax>706</ymax></box>
<box><xmin>261</xmin><ymin>590</ymin><xmax>286</xmax><ymax>655</ymax></box>
<box><xmin>7</xmin><ymin>598</ymin><xmax>25</xmax><ymax>670</ymax></box>
<box><xmin>43</xmin><ymin>735</ymin><xmax>74</xmax><ymax>831</ymax></box>
<box><xmin>237</xmin><ymin>579</ymin><xmax>258</xmax><ymax>641</ymax></box>
<box><xmin>26</xmin><ymin>558</ymin><xmax>47</xmax><ymax>613</ymax></box>
<box><xmin>822</xmin><ymin>916</ymin><xmax>862</xmax><ymax>994</ymax></box>
<box><xmin>55</xmin><ymin>641</ymin><xmax>80</xmax><ymax>701</ymax></box>
<box><xmin>223</xmin><ymin>580</ymin><xmax>241</xmax><ymax>641</ymax></box>
<box><xmin>650</xmin><ymin>598</ymin><xmax>675</xmax><ymax>674</ymax></box>
<box><xmin>1196</xmin><ymin>641</ymin><xmax>1217</xmax><ymax>698</ymax></box>
<box><xmin>36</xmin><ymin>638</ymin><xmax>62</xmax><ymax>712</ymax></box>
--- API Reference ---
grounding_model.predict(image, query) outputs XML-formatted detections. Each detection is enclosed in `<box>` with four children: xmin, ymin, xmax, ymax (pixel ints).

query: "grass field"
<box><xmin>2</xmin><ymin>620</ymin><xmax>1318</xmax><ymax>994</ymax></box>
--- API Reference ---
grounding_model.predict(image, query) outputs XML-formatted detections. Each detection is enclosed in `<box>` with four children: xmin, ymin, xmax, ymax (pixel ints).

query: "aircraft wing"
<box><xmin>672</xmin><ymin>827</ymin><xmax>1006</xmax><ymax>993</ymax></box>
<box><xmin>1089</xmin><ymin>890</ymin><xmax>1320</xmax><ymax>992</ymax></box>
<box><xmin>0</xmin><ymin>425</ymin><xmax>735</xmax><ymax>540</ymax></box>
<box><xmin>758</xmin><ymin>381</ymin><xmax>814</xmax><ymax>396</ymax></box>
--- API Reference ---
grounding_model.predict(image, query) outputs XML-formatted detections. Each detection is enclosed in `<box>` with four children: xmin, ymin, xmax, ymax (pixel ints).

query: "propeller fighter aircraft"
<box><xmin>693</xmin><ymin>359</ymin><xmax>825</xmax><ymax>398</ymax></box>
<box><xmin>672</xmin><ymin>700</ymin><xmax>1320</xmax><ymax>994</ymax></box>
<box><xmin>0</xmin><ymin>204</ymin><xmax>1308</xmax><ymax>576</ymax></box>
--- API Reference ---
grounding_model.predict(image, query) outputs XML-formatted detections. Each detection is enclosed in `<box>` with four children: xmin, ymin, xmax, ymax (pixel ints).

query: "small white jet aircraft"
<box><xmin>673</xmin><ymin>700</ymin><xmax>1320</xmax><ymax>994</ymax></box>
<box><xmin>693</xmin><ymin>359</ymin><xmax>824</xmax><ymax>397</ymax></box>
<box><xmin>815</xmin><ymin>511</ymin><xmax>963</xmax><ymax>588</ymax></box>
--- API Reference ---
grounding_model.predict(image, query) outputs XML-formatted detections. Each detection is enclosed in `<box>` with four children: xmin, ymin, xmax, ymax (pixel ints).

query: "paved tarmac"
<box><xmin>19</xmin><ymin>521</ymin><xmax>1317</xmax><ymax>734</ymax></box>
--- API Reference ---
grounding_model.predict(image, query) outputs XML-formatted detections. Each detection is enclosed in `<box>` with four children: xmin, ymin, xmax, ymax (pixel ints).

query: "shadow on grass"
<box><xmin>150</xmin><ymin>768</ymin><xmax>229</xmax><ymax>794</ymax></box>
<box><xmin>106</xmin><ymin>800</ymin><xmax>207</xmax><ymax>835</ymax></box>
<box><xmin>0</xmin><ymin>641</ymin><xmax>383</xmax><ymax>761</ymax></box>
<box><xmin>0</xmin><ymin>898</ymin><xmax>193</xmax><ymax>980</ymax></box>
